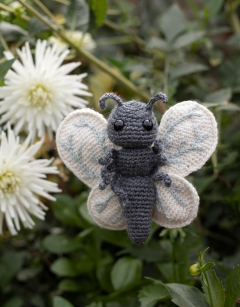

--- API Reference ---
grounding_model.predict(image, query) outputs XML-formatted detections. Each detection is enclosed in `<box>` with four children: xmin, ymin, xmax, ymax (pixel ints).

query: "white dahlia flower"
<box><xmin>0</xmin><ymin>127</ymin><xmax>61</xmax><ymax>235</ymax></box>
<box><xmin>0</xmin><ymin>39</ymin><xmax>91</xmax><ymax>141</ymax></box>
<box><xmin>49</xmin><ymin>30</ymin><xmax>96</xmax><ymax>51</ymax></box>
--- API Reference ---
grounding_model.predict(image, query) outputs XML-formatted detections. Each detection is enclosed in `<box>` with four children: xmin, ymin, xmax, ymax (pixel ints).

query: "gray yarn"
<box><xmin>98</xmin><ymin>92</ymin><xmax>170</xmax><ymax>245</ymax></box>
<box><xmin>146</xmin><ymin>92</ymin><xmax>168</xmax><ymax>110</ymax></box>
<box><xmin>99</xmin><ymin>93</ymin><xmax>123</xmax><ymax>109</ymax></box>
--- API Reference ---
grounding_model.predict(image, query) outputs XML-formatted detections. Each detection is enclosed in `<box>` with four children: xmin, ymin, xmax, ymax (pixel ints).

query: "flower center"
<box><xmin>27</xmin><ymin>84</ymin><xmax>52</xmax><ymax>110</ymax></box>
<box><xmin>0</xmin><ymin>169</ymin><xmax>20</xmax><ymax>196</ymax></box>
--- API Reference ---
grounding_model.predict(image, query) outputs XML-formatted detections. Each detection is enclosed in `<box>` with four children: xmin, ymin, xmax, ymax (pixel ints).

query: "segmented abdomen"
<box><xmin>119</xmin><ymin>176</ymin><xmax>156</xmax><ymax>244</ymax></box>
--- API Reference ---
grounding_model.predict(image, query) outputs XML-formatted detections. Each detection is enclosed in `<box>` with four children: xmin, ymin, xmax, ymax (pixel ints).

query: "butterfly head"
<box><xmin>99</xmin><ymin>92</ymin><xmax>168</xmax><ymax>149</ymax></box>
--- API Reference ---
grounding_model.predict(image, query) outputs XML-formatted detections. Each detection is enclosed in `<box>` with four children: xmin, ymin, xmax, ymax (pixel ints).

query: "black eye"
<box><xmin>114</xmin><ymin>120</ymin><xmax>124</xmax><ymax>131</ymax></box>
<box><xmin>143</xmin><ymin>119</ymin><xmax>153</xmax><ymax>131</ymax></box>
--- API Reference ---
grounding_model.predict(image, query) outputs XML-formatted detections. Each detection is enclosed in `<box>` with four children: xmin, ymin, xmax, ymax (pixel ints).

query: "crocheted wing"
<box><xmin>159</xmin><ymin>101</ymin><xmax>218</xmax><ymax>178</ymax></box>
<box><xmin>152</xmin><ymin>173</ymin><xmax>199</xmax><ymax>228</ymax></box>
<box><xmin>87</xmin><ymin>185</ymin><xmax>126</xmax><ymax>230</ymax></box>
<box><xmin>56</xmin><ymin>108</ymin><xmax>111</xmax><ymax>188</ymax></box>
<box><xmin>56</xmin><ymin>108</ymin><xmax>125</xmax><ymax>230</ymax></box>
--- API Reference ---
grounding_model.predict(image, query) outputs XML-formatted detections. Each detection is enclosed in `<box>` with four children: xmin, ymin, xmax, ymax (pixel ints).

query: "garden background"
<box><xmin>0</xmin><ymin>0</ymin><xmax>240</xmax><ymax>306</ymax></box>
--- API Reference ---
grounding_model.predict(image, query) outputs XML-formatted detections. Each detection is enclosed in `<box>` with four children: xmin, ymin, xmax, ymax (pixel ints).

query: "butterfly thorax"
<box><xmin>115</xmin><ymin>148</ymin><xmax>158</xmax><ymax>177</ymax></box>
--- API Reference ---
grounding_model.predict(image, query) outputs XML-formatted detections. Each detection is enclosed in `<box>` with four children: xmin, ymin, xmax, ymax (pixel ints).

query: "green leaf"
<box><xmin>201</xmin><ymin>262</ymin><xmax>215</xmax><ymax>273</ymax></box>
<box><xmin>43</xmin><ymin>234</ymin><xmax>80</xmax><ymax>254</ymax></box>
<box><xmin>170</xmin><ymin>63</ymin><xmax>208</xmax><ymax>79</ymax></box>
<box><xmin>0</xmin><ymin>59</ymin><xmax>15</xmax><ymax>81</ymax></box>
<box><xmin>201</xmin><ymin>269</ymin><xmax>225</xmax><ymax>307</ymax></box>
<box><xmin>58</xmin><ymin>279</ymin><xmax>81</xmax><ymax>292</ymax></box>
<box><xmin>224</xmin><ymin>265</ymin><xmax>240</xmax><ymax>307</ymax></box>
<box><xmin>198</xmin><ymin>245</ymin><xmax>225</xmax><ymax>307</ymax></box>
<box><xmin>160</xmin><ymin>4</ymin><xmax>187</xmax><ymax>42</ymax></box>
<box><xmin>97</xmin><ymin>228</ymin><xmax>131</xmax><ymax>247</ymax></box>
<box><xmin>146</xmin><ymin>37</ymin><xmax>168</xmax><ymax>51</ymax></box>
<box><xmin>52</xmin><ymin>195</ymin><xmax>83</xmax><ymax>227</ymax></box>
<box><xmin>79</xmin><ymin>201</ymin><xmax>96</xmax><ymax>225</ymax></box>
<box><xmin>3</xmin><ymin>297</ymin><xmax>23</xmax><ymax>307</ymax></box>
<box><xmin>90</xmin><ymin>0</ymin><xmax>107</xmax><ymax>26</ymax></box>
<box><xmin>138</xmin><ymin>284</ymin><xmax>170</xmax><ymax>307</ymax></box>
<box><xmin>53</xmin><ymin>296</ymin><xmax>74</xmax><ymax>307</ymax></box>
<box><xmin>17</xmin><ymin>267</ymin><xmax>42</xmax><ymax>281</ymax></box>
<box><xmin>28</xmin><ymin>17</ymin><xmax>49</xmax><ymax>35</ymax></box>
<box><xmin>204</xmin><ymin>88</ymin><xmax>232</xmax><ymax>104</ymax></box>
<box><xmin>66</xmin><ymin>0</ymin><xmax>89</xmax><ymax>31</ymax></box>
<box><xmin>198</xmin><ymin>248</ymin><xmax>209</xmax><ymax>266</ymax></box>
<box><xmin>85</xmin><ymin>303</ymin><xmax>103</xmax><ymax>307</ymax></box>
<box><xmin>173</xmin><ymin>31</ymin><xmax>205</xmax><ymax>49</ymax></box>
<box><xmin>111</xmin><ymin>257</ymin><xmax>142</xmax><ymax>290</ymax></box>
<box><xmin>171</xmin><ymin>230</ymin><xmax>200</xmax><ymax>283</ymax></box>
<box><xmin>50</xmin><ymin>258</ymin><xmax>78</xmax><ymax>277</ymax></box>
<box><xmin>166</xmin><ymin>283</ymin><xmax>210</xmax><ymax>307</ymax></box>
<box><xmin>216</xmin><ymin>103</ymin><xmax>240</xmax><ymax>112</ymax></box>
<box><xmin>0</xmin><ymin>21</ymin><xmax>28</xmax><ymax>42</ymax></box>
<box><xmin>0</xmin><ymin>252</ymin><xmax>26</xmax><ymax>289</ymax></box>
<box><xmin>156</xmin><ymin>262</ymin><xmax>173</xmax><ymax>280</ymax></box>
<box><xmin>205</xmin><ymin>0</ymin><xmax>224</xmax><ymax>18</ymax></box>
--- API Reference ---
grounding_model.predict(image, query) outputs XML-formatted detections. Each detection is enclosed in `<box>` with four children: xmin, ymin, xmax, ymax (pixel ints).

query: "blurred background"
<box><xmin>0</xmin><ymin>0</ymin><xmax>240</xmax><ymax>306</ymax></box>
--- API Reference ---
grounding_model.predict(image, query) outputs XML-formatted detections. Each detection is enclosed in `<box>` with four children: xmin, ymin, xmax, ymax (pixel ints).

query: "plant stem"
<box><xmin>202</xmin><ymin>272</ymin><xmax>214</xmax><ymax>307</ymax></box>
<box><xmin>198</xmin><ymin>255</ymin><xmax>214</xmax><ymax>307</ymax></box>
<box><xmin>171</xmin><ymin>241</ymin><xmax>178</xmax><ymax>282</ymax></box>
<box><xmin>227</xmin><ymin>0</ymin><xmax>240</xmax><ymax>33</ymax></box>
<box><xmin>32</xmin><ymin>0</ymin><xmax>58</xmax><ymax>24</ymax></box>
<box><xmin>0</xmin><ymin>3</ymin><xmax>15</xmax><ymax>12</ymax></box>
<box><xmin>163</xmin><ymin>55</ymin><xmax>170</xmax><ymax>96</ymax></box>
<box><xmin>0</xmin><ymin>33</ymin><xmax>10</xmax><ymax>52</ymax></box>
<box><xmin>54</xmin><ymin>0</ymin><xmax>70</xmax><ymax>4</ymax></box>
<box><xmin>211</xmin><ymin>151</ymin><xmax>218</xmax><ymax>177</ymax></box>
<box><xmin>230</xmin><ymin>12</ymin><xmax>240</xmax><ymax>33</ymax></box>
<box><xmin>104</xmin><ymin>19</ymin><xmax>146</xmax><ymax>47</ymax></box>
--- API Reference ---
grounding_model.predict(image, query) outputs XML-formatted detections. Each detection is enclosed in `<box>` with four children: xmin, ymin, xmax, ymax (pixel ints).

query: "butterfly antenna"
<box><xmin>146</xmin><ymin>92</ymin><xmax>168</xmax><ymax>111</ymax></box>
<box><xmin>99</xmin><ymin>93</ymin><xmax>123</xmax><ymax>109</ymax></box>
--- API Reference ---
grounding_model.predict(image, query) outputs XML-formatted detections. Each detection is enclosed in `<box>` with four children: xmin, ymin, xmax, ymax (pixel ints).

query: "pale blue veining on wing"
<box><xmin>161</xmin><ymin>106</ymin><xmax>209</xmax><ymax>165</ymax></box>
<box><xmin>156</xmin><ymin>184</ymin><xmax>186</xmax><ymax>219</ymax></box>
<box><xmin>60</xmin><ymin>134</ymin><xmax>100</xmax><ymax>179</ymax></box>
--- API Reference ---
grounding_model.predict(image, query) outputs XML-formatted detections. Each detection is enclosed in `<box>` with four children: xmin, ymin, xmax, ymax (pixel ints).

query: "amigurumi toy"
<box><xmin>56</xmin><ymin>92</ymin><xmax>218</xmax><ymax>244</ymax></box>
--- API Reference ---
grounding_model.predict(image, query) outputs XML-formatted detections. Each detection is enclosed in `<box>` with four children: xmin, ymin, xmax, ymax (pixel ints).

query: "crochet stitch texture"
<box><xmin>56</xmin><ymin>92</ymin><xmax>218</xmax><ymax>245</ymax></box>
<box><xmin>98</xmin><ymin>93</ymin><xmax>171</xmax><ymax>244</ymax></box>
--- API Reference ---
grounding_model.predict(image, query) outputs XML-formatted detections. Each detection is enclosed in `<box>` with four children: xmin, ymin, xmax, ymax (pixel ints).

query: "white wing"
<box><xmin>152</xmin><ymin>174</ymin><xmax>199</xmax><ymax>228</ymax></box>
<box><xmin>57</xmin><ymin>108</ymin><xmax>125</xmax><ymax>230</ymax></box>
<box><xmin>87</xmin><ymin>185</ymin><xmax>126</xmax><ymax>230</ymax></box>
<box><xmin>159</xmin><ymin>101</ymin><xmax>218</xmax><ymax>177</ymax></box>
<box><xmin>56</xmin><ymin>108</ymin><xmax>112</xmax><ymax>188</ymax></box>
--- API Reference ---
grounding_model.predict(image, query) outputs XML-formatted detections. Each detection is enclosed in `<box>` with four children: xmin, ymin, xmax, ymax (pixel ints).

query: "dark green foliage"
<box><xmin>66</xmin><ymin>0</ymin><xmax>90</xmax><ymax>31</ymax></box>
<box><xmin>90</xmin><ymin>0</ymin><xmax>107</xmax><ymax>27</ymax></box>
<box><xmin>0</xmin><ymin>59</ymin><xmax>15</xmax><ymax>81</ymax></box>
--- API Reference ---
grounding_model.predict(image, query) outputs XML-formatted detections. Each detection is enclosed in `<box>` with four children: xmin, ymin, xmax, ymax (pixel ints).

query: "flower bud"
<box><xmin>189</xmin><ymin>263</ymin><xmax>201</xmax><ymax>277</ymax></box>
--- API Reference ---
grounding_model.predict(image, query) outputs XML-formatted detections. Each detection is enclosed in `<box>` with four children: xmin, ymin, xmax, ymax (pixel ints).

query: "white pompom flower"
<box><xmin>0</xmin><ymin>126</ymin><xmax>61</xmax><ymax>235</ymax></box>
<box><xmin>49</xmin><ymin>30</ymin><xmax>96</xmax><ymax>51</ymax></box>
<box><xmin>0</xmin><ymin>39</ymin><xmax>92</xmax><ymax>141</ymax></box>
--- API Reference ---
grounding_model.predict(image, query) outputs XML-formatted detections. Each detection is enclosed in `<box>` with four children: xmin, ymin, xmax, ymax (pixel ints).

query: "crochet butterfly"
<box><xmin>56</xmin><ymin>92</ymin><xmax>218</xmax><ymax>244</ymax></box>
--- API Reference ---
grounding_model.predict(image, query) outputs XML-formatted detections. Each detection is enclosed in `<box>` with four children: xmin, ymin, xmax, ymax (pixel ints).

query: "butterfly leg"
<box><xmin>98</xmin><ymin>148</ymin><xmax>117</xmax><ymax>165</ymax></box>
<box><xmin>152</xmin><ymin>138</ymin><xmax>163</xmax><ymax>153</ymax></box>
<box><xmin>152</xmin><ymin>171</ymin><xmax>172</xmax><ymax>187</ymax></box>
<box><xmin>111</xmin><ymin>174</ymin><xmax>129</xmax><ymax>207</ymax></box>
<box><xmin>152</xmin><ymin>138</ymin><xmax>168</xmax><ymax>165</ymax></box>
<box><xmin>99</xmin><ymin>162</ymin><xmax>116</xmax><ymax>190</ymax></box>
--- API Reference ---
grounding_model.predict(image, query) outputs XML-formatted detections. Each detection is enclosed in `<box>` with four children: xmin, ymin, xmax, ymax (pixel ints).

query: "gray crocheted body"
<box><xmin>98</xmin><ymin>93</ymin><xmax>171</xmax><ymax>244</ymax></box>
